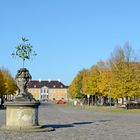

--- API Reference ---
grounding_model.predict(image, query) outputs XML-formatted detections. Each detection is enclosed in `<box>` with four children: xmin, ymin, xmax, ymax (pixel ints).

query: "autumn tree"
<box><xmin>0</xmin><ymin>70</ymin><xmax>6</xmax><ymax>96</ymax></box>
<box><xmin>82</xmin><ymin>65</ymin><xmax>100</xmax><ymax>104</ymax></box>
<box><xmin>108</xmin><ymin>42</ymin><xmax>140</xmax><ymax>103</ymax></box>
<box><xmin>97</xmin><ymin>61</ymin><xmax>111</xmax><ymax>96</ymax></box>
<box><xmin>0</xmin><ymin>68</ymin><xmax>17</xmax><ymax>96</ymax></box>
<box><xmin>68</xmin><ymin>69</ymin><xmax>87</xmax><ymax>99</ymax></box>
<box><xmin>69</xmin><ymin>42</ymin><xmax>140</xmax><ymax>105</ymax></box>
<box><xmin>125</xmin><ymin>62</ymin><xmax>140</xmax><ymax>98</ymax></box>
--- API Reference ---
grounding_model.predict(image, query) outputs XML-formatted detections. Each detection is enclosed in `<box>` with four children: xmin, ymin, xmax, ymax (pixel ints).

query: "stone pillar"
<box><xmin>1</xmin><ymin>68</ymin><xmax>54</xmax><ymax>132</ymax></box>
<box><xmin>6</xmin><ymin>102</ymin><xmax>40</xmax><ymax>128</ymax></box>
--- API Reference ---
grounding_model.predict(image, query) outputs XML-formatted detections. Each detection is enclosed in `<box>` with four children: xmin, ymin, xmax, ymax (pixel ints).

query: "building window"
<box><xmin>40</xmin><ymin>89</ymin><xmax>43</xmax><ymax>93</ymax></box>
<box><xmin>44</xmin><ymin>89</ymin><xmax>46</xmax><ymax>93</ymax></box>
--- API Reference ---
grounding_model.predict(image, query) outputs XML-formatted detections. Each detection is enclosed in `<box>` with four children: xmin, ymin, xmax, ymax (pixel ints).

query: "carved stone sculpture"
<box><xmin>15</xmin><ymin>68</ymin><xmax>33</xmax><ymax>101</ymax></box>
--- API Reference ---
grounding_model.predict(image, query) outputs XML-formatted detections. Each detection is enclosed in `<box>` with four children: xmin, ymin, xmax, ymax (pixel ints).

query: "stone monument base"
<box><xmin>1</xmin><ymin>101</ymin><xmax>54</xmax><ymax>132</ymax></box>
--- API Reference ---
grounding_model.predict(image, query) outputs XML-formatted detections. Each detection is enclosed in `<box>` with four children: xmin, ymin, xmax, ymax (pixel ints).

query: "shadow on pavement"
<box><xmin>72</xmin><ymin>121</ymin><xmax>93</xmax><ymax>125</ymax></box>
<box><xmin>44</xmin><ymin>124</ymin><xmax>74</xmax><ymax>129</ymax></box>
<box><xmin>46</xmin><ymin>120</ymin><xmax>111</xmax><ymax>129</ymax></box>
<box><xmin>97</xmin><ymin>120</ymin><xmax>111</xmax><ymax>122</ymax></box>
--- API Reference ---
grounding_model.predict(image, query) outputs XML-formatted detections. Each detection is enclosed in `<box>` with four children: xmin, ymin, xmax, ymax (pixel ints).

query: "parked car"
<box><xmin>126</xmin><ymin>101</ymin><xmax>140</xmax><ymax>109</ymax></box>
<box><xmin>56</xmin><ymin>100</ymin><xmax>66</xmax><ymax>104</ymax></box>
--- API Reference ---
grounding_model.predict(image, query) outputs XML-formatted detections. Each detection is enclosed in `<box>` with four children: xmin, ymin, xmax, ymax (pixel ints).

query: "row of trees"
<box><xmin>0</xmin><ymin>68</ymin><xmax>17</xmax><ymax>97</ymax></box>
<box><xmin>68</xmin><ymin>43</ymin><xmax>140</xmax><ymax>104</ymax></box>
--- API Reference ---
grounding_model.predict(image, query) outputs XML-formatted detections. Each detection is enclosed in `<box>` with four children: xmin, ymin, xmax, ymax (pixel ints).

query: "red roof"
<box><xmin>28</xmin><ymin>80</ymin><xmax>68</xmax><ymax>89</ymax></box>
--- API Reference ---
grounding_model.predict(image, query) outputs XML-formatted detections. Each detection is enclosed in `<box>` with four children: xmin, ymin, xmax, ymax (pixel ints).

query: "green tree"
<box><xmin>12</xmin><ymin>37</ymin><xmax>37</xmax><ymax>68</ymax></box>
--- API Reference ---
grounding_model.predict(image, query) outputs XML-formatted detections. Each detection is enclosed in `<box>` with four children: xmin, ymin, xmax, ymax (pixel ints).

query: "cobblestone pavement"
<box><xmin>0</xmin><ymin>103</ymin><xmax>140</xmax><ymax>140</ymax></box>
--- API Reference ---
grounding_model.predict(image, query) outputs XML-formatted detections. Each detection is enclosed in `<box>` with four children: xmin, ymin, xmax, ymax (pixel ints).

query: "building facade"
<box><xmin>28</xmin><ymin>80</ymin><xmax>68</xmax><ymax>101</ymax></box>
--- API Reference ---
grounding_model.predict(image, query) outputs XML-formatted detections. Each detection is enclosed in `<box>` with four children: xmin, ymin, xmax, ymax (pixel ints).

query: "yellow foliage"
<box><xmin>0</xmin><ymin>68</ymin><xmax>17</xmax><ymax>96</ymax></box>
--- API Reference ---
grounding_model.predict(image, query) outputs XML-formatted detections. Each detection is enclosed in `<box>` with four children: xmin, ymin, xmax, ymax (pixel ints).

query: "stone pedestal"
<box><xmin>1</xmin><ymin>101</ymin><xmax>54</xmax><ymax>132</ymax></box>
<box><xmin>6</xmin><ymin>101</ymin><xmax>40</xmax><ymax>128</ymax></box>
<box><xmin>0</xmin><ymin>68</ymin><xmax>54</xmax><ymax>132</ymax></box>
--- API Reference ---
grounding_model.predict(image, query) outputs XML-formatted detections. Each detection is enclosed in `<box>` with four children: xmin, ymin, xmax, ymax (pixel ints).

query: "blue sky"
<box><xmin>0</xmin><ymin>0</ymin><xmax>140</xmax><ymax>85</ymax></box>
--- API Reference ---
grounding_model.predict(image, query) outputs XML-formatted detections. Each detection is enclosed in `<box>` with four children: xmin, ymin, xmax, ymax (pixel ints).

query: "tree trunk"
<box><xmin>122</xmin><ymin>98</ymin><xmax>124</xmax><ymax>105</ymax></box>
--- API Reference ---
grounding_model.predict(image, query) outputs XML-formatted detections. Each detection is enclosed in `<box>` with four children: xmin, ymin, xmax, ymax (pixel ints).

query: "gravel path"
<box><xmin>0</xmin><ymin>103</ymin><xmax>140</xmax><ymax>140</ymax></box>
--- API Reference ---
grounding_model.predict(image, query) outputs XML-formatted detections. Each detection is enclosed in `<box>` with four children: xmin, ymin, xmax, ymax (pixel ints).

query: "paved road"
<box><xmin>0</xmin><ymin>102</ymin><xmax>140</xmax><ymax>140</ymax></box>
